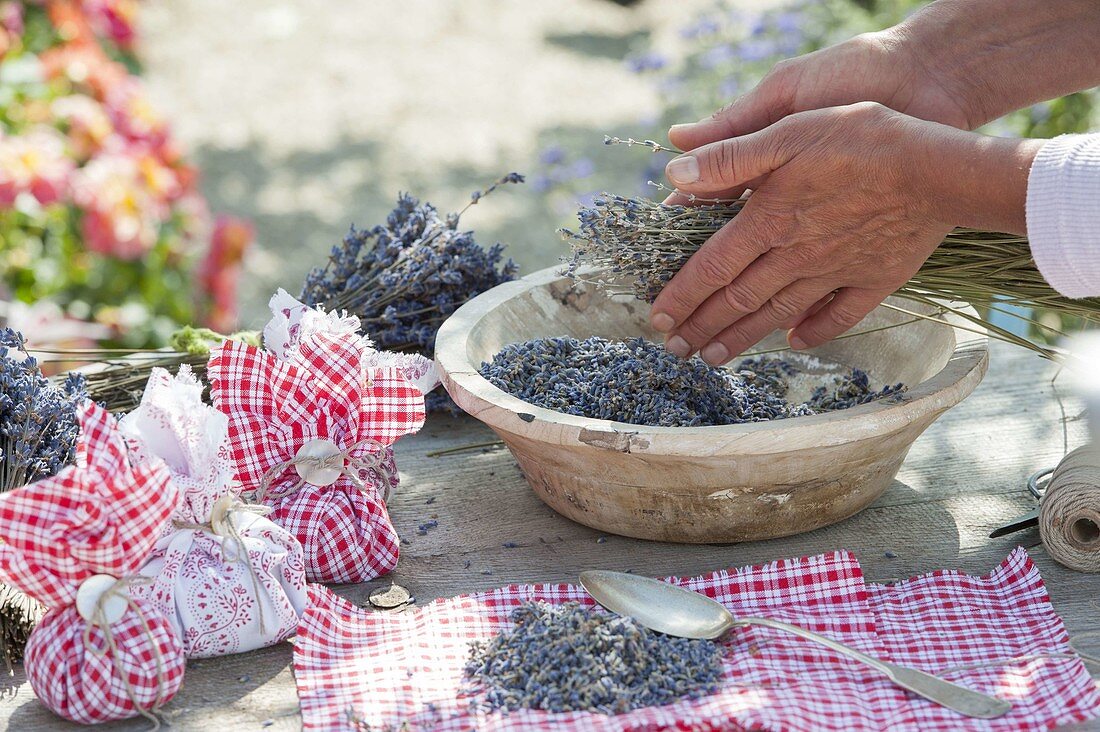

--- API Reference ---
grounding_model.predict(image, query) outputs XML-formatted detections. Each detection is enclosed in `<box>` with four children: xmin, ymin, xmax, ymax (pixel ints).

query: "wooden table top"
<box><xmin>3</xmin><ymin>340</ymin><xmax>1098</xmax><ymax>731</ymax></box>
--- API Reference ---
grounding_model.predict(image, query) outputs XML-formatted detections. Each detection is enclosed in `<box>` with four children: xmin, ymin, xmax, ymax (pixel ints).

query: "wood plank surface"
<box><xmin>3</xmin><ymin>340</ymin><xmax>1099</xmax><ymax>731</ymax></box>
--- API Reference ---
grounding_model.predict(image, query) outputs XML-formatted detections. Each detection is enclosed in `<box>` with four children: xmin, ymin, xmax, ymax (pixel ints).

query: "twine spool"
<box><xmin>1039</xmin><ymin>444</ymin><xmax>1100</xmax><ymax>573</ymax></box>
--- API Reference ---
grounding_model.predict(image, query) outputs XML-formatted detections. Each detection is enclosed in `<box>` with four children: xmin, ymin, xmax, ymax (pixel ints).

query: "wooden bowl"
<box><xmin>435</xmin><ymin>266</ymin><xmax>988</xmax><ymax>543</ymax></box>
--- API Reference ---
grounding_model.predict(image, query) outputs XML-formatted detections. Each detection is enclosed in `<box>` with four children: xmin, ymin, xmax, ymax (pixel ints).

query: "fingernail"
<box><xmin>701</xmin><ymin>342</ymin><xmax>729</xmax><ymax>365</ymax></box>
<box><xmin>788</xmin><ymin>333</ymin><xmax>808</xmax><ymax>350</ymax></box>
<box><xmin>651</xmin><ymin>312</ymin><xmax>675</xmax><ymax>333</ymax></box>
<box><xmin>666</xmin><ymin>335</ymin><xmax>691</xmax><ymax>358</ymax></box>
<box><xmin>668</xmin><ymin>123</ymin><xmax>695</xmax><ymax>137</ymax></box>
<box><xmin>666</xmin><ymin>156</ymin><xmax>700</xmax><ymax>185</ymax></box>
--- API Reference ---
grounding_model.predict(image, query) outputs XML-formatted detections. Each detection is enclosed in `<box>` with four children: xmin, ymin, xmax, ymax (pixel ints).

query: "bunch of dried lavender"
<box><xmin>479</xmin><ymin>336</ymin><xmax>900</xmax><ymax>428</ymax></box>
<box><xmin>0</xmin><ymin>328</ymin><xmax>85</xmax><ymax>668</ymax></box>
<box><xmin>0</xmin><ymin>585</ymin><xmax>41</xmax><ymax>671</ymax></box>
<box><xmin>464</xmin><ymin>601</ymin><xmax>723</xmax><ymax>715</ymax></box>
<box><xmin>300</xmin><ymin>174</ymin><xmax>524</xmax><ymax>412</ymax></box>
<box><xmin>0</xmin><ymin>329</ymin><xmax>86</xmax><ymax>492</ymax></box>
<box><xmin>561</xmin><ymin>191</ymin><xmax>1100</xmax><ymax>360</ymax></box>
<box><xmin>55</xmin><ymin>326</ymin><xmax>260</xmax><ymax>413</ymax></box>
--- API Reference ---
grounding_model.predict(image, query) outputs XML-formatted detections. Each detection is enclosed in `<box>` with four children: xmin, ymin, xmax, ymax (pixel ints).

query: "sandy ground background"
<box><xmin>138</xmin><ymin>0</ymin><xmax>756</xmax><ymax>326</ymax></box>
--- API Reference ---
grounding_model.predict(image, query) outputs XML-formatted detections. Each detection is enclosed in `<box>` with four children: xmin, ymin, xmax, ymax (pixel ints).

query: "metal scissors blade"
<box><xmin>988</xmin><ymin>467</ymin><xmax>1053</xmax><ymax>539</ymax></box>
<box><xmin>989</xmin><ymin>508</ymin><xmax>1040</xmax><ymax>538</ymax></box>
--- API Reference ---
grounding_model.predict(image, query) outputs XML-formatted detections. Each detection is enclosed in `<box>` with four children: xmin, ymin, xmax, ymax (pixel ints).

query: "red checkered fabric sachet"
<box><xmin>209</xmin><ymin>298</ymin><xmax>427</xmax><ymax>584</ymax></box>
<box><xmin>0</xmin><ymin>402</ymin><xmax>186</xmax><ymax>725</ymax></box>
<box><xmin>294</xmin><ymin>549</ymin><xmax>1100</xmax><ymax>731</ymax></box>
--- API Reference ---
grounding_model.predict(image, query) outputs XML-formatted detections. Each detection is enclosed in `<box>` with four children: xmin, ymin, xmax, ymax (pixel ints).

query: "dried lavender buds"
<box><xmin>562</xmin><ymin>195</ymin><xmax>745</xmax><ymax>303</ymax></box>
<box><xmin>0</xmin><ymin>328</ymin><xmax>87</xmax><ymax>492</ymax></box>
<box><xmin>479</xmin><ymin>336</ymin><xmax>902</xmax><ymax>428</ymax></box>
<box><xmin>300</xmin><ymin>174</ymin><xmax>523</xmax><ymax>412</ymax></box>
<box><xmin>464</xmin><ymin>601</ymin><xmax>723</xmax><ymax>715</ymax></box>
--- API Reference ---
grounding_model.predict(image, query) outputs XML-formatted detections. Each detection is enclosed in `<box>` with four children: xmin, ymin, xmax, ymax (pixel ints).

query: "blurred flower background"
<box><xmin>2</xmin><ymin>0</ymin><xmax>1096</xmax><ymax>351</ymax></box>
<box><xmin>0</xmin><ymin>0</ymin><xmax>252</xmax><ymax>349</ymax></box>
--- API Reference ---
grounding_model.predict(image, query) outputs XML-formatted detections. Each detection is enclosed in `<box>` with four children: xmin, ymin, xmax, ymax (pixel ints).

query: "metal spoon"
<box><xmin>579</xmin><ymin>570</ymin><xmax>1012</xmax><ymax>720</ymax></box>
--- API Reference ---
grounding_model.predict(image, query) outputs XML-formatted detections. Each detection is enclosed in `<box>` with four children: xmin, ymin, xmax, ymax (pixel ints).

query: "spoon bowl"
<box><xmin>579</xmin><ymin>570</ymin><xmax>732</xmax><ymax>639</ymax></box>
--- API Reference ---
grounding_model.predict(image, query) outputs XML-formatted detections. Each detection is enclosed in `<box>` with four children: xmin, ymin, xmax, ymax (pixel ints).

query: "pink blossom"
<box><xmin>207</xmin><ymin>215</ymin><xmax>254</xmax><ymax>269</ymax></box>
<box><xmin>199</xmin><ymin>215</ymin><xmax>254</xmax><ymax>331</ymax></box>
<box><xmin>0</xmin><ymin>126</ymin><xmax>75</xmax><ymax>207</ymax></box>
<box><xmin>51</xmin><ymin>94</ymin><xmax>114</xmax><ymax>160</ymax></box>
<box><xmin>81</xmin><ymin>0</ymin><xmax>139</xmax><ymax>50</ymax></box>
<box><xmin>105</xmin><ymin>78</ymin><xmax>168</xmax><ymax>147</ymax></box>
<box><xmin>0</xmin><ymin>2</ymin><xmax>24</xmax><ymax>37</ymax></box>
<box><xmin>71</xmin><ymin>148</ymin><xmax>170</xmax><ymax>259</ymax></box>
<box><xmin>174</xmin><ymin>190</ymin><xmax>212</xmax><ymax>251</ymax></box>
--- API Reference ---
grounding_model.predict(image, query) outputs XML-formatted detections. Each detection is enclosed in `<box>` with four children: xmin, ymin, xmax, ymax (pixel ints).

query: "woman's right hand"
<box><xmin>652</xmin><ymin>102</ymin><xmax>1040</xmax><ymax>363</ymax></box>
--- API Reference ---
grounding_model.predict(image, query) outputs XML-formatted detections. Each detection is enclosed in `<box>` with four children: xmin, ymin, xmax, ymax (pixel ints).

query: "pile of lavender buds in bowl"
<box><xmin>464</xmin><ymin>601</ymin><xmax>723</xmax><ymax>715</ymax></box>
<box><xmin>478</xmin><ymin>336</ymin><xmax>903</xmax><ymax>428</ymax></box>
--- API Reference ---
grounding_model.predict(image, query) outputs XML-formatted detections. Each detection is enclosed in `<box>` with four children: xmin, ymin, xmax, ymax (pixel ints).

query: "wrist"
<box><xmin>919</xmin><ymin>126</ymin><xmax>1042</xmax><ymax>234</ymax></box>
<box><xmin>889</xmin><ymin>0</ymin><xmax>1100</xmax><ymax>129</ymax></box>
<box><xmin>880</xmin><ymin>14</ymin><xmax>986</xmax><ymax>130</ymax></box>
<box><xmin>861</xmin><ymin>24</ymin><xmax>981</xmax><ymax>131</ymax></box>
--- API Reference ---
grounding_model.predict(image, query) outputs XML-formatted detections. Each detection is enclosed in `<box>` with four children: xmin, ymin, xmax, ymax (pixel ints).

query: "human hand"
<box><xmin>663</xmin><ymin>31</ymin><xmax>971</xmax><ymax>206</ymax></box>
<box><xmin>667</xmin><ymin>0</ymin><xmax>1100</xmax><ymax>192</ymax></box>
<box><xmin>651</xmin><ymin>102</ymin><xmax>1040</xmax><ymax>364</ymax></box>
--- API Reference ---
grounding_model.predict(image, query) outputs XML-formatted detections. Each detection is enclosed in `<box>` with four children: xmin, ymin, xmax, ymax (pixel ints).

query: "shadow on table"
<box><xmin>189</xmin><ymin>135</ymin><xmax>392</xmax><ymax>330</ymax></box>
<box><xmin>194</xmin><ymin>112</ymin><xmax>665</xmax><ymax>326</ymax></box>
<box><xmin>680</xmin><ymin>478</ymin><xmax>963</xmax><ymax>584</ymax></box>
<box><xmin>4</xmin><ymin>642</ymin><xmax>294</xmax><ymax>731</ymax></box>
<box><xmin>383</xmin><ymin>429</ymin><xmax>965</xmax><ymax>599</ymax></box>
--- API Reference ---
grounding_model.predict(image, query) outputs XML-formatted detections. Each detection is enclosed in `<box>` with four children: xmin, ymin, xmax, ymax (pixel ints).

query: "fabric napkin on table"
<box><xmin>293</xmin><ymin>549</ymin><xmax>1100</xmax><ymax>732</ymax></box>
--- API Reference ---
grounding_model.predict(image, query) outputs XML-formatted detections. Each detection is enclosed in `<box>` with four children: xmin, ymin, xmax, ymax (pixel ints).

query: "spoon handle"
<box><xmin>734</xmin><ymin>616</ymin><xmax>1011</xmax><ymax>719</ymax></box>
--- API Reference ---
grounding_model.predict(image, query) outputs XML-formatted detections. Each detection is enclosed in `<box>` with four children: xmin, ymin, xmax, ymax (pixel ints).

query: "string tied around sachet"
<box><xmin>79</xmin><ymin>575</ymin><xmax>169</xmax><ymax>732</ymax></box>
<box><xmin>173</xmin><ymin>496</ymin><xmax>274</xmax><ymax>635</ymax></box>
<box><xmin>255</xmin><ymin>437</ymin><xmax>396</xmax><ymax>505</ymax></box>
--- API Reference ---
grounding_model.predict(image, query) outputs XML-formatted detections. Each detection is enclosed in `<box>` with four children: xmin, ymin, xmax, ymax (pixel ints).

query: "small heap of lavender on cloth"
<box><xmin>300</xmin><ymin>174</ymin><xmax>524</xmax><ymax>412</ymax></box>
<box><xmin>479</xmin><ymin>336</ymin><xmax>903</xmax><ymax>428</ymax></box>
<box><xmin>464</xmin><ymin>601</ymin><xmax>723</xmax><ymax>715</ymax></box>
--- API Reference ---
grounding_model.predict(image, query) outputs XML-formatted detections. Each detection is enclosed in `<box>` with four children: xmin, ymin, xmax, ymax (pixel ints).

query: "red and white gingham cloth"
<box><xmin>209</xmin><ymin>329</ymin><xmax>425</xmax><ymax>584</ymax></box>
<box><xmin>0</xmin><ymin>402</ymin><xmax>186</xmax><ymax>724</ymax></box>
<box><xmin>0</xmin><ymin>401</ymin><xmax>178</xmax><ymax>606</ymax></box>
<box><xmin>294</xmin><ymin>549</ymin><xmax>1100</xmax><ymax>731</ymax></box>
<box><xmin>25</xmin><ymin>601</ymin><xmax>184</xmax><ymax>724</ymax></box>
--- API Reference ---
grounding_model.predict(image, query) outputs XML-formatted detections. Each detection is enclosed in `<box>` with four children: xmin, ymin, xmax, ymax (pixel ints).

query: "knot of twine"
<box><xmin>80</xmin><ymin>576</ymin><xmax>168</xmax><ymax>731</ymax></box>
<box><xmin>1039</xmin><ymin>444</ymin><xmax>1100</xmax><ymax>573</ymax></box>
<box><xmin>255</xmin><ymin>438</ymin><xmax>395</xmax><ymax>505</ymax></box>
<box><xmin>174</xmin><ymin>498</ymin><xmax>273</xmax><ymax>635</ymax></box>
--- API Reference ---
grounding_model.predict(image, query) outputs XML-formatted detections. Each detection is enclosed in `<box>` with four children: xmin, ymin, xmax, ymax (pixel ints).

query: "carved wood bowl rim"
<box><xmin>435</xmin><ymin>266</ymin><xmax>989</xmax><ymax>458</ymax></box>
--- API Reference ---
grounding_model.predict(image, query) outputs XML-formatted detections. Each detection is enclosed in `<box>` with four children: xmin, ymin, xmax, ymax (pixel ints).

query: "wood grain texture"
<box><xmin>2</xmin><ymin>341</ymin><xmax>1098</xmax><ymax>731</ymax></box>
<box><xmin>435</xmin><ymin>266</ymin><xmax>989</xmax><ymax>542</ymax></box>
